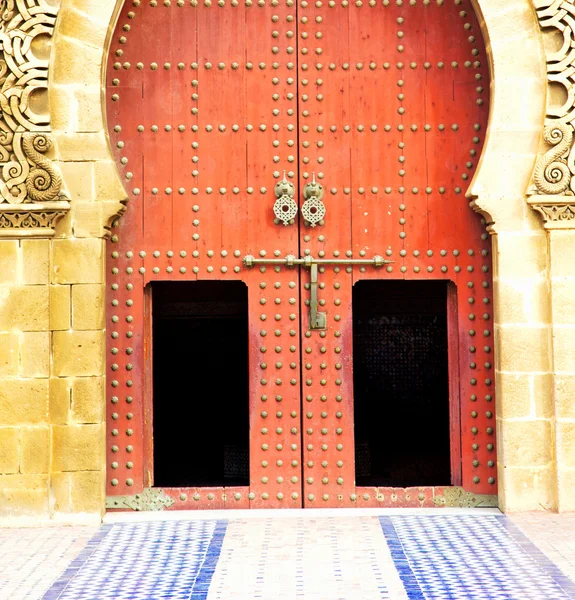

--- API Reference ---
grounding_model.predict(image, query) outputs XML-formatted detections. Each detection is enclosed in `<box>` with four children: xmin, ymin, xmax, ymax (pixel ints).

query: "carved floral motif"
<box><xmin>530</xmin><ymin>201</ymin><xmax>575</xmax><ymax>222</ymax></box>
<box><xmin>532</xmin><ymin>123</ymin><xmax>574</xmax><ymax>196</ymax></box>
<box><xmin>530</xmin><ymin>0</ymin><xmax>575</xmax><ymax>225</ymax></box>
<box><xmin>0</xmin><ymin>0</ymin><xmax>68</xmax><ymax>237</ymax></box>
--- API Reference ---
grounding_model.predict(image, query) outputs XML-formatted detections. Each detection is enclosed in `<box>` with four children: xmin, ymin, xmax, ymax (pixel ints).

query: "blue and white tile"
<box><xmin>43</xmin><ymin>520</ymin><xmax>227</xmax><ymax>600</ymax></box>
<box><xmin>37</xmin><ymin>512</ymin><xmax>575</xmax><ymax>600</ymax></box>
<box><xmin>380</xmin><ymin>515</ymin><xmax>575</xmax><ymax>600</ymax></box>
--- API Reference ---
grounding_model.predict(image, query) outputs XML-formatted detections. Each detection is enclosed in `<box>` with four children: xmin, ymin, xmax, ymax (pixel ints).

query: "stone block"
<box><xmin>72</xmin><ymin>285</ymin><xmax>105</xmax><ymax>330</ymax></box>
<box><xmin>49</xmin><ymin>378</ymin><xmax>71</xmax><ymax>425</ymax></box>
<box><xmin>557</xmin><ymin>468</ymin><xmax>575</xmax><ymax>513</ymax></box>
<box><xmin>475</xmin><ymin>194</ymin><xmax>531</xmax><ymax>236</ymax></box>
<box><xmin>497</xmin><ymin>466</ymin><xmax>556</xmax><ymax>512</ymax></box>
<box><xmin>50</xmin><ymin>285</ymin><xmax>71</xmax><ymax>331</ymax></box>
<box><xmin>52</xmin><ymin>471</ymin><xmax>104</xmax><ymax>514</ymax></box>
<box><xmin>497</xmin><ymin>325</ymin><xmax>551</xmax><ymax>373</ymax></box>
<box><xmin>20</xmin><ymin>427</ymin><xmax>49</xmax><ymax>474</ymax></box>
<box><xmin>496</xmin><ymin>233</ymin><xmax>548</xmax><ymax>279</ymax></box>
<box><xmin>49</xmin><ymin>85</ymin><xmax>74</xmax><ymax>131</ymax></box>
<box><xmin>58</xmin><ymin>161</ymin><xmax>95</xmax><ymax>202</ymax></box>
<box><xmin>498</xmin><ymin>373</ymin><xmax>554</xmax><ymax>420</ymax></box>
<box><xmin>52</xmin><ymin>38</ymin><xmax>102</xmax><ymax>93</ymax></box>
<box><xmin>19</xmin><ymin>332</ymin><xmax>50</xmax><ymax>378</ymax></box>
<box><xmin>0</xmin><ymin>241</ymin><xmax>19</xmax><ymax>284</ymax></box>
<box><xmin>54</xmin><ymin>205</ymin><xmax>73</xmax><ymax>238</ymax></box>
<box><xmin>497</xmin><ymin>373</ymin><xmax>531</xmax><ymax>419</ymax></box>
<box><xmin>21</xmin><ymin>240</ymin><xmax>49</xmax><ymax>285</ymax></box>
<box><xmin>53</xmin><ymin>131</ymin><xmax>110</xmax><ymax>162</ymax></box>
<box><xmin>485</xmin><ymin>3</ymin><xmax>545</xmax><ymax>77</ymax></box>
<box><xmin>53</xmin><ymin>330</ymin><xmax>105</xmax><ymax>377</ymax></box>
<box><xmin>495</xmin><ymin>279</ymin><xmax>550</xmax><ymax>325</ymax></box>
<box><xmin>72</xmin><ymin>202</ymin><xmax>106</xmax><ymax>238</ymax></box>
<box><xmin>0</xmin><ymin>286</ymin><xmax>50</xmax><ymax>332</ymax></box>
<box><xmin>12</xmin><ymin>286</ymin><xmax>50</xmax><ymax>331</ymax></box>
<box><xmin>556</xmin><ymin>375</ymin><xmax>575</xmax><ymax>419</ymax></box>
<box><xmin>72</xmin><ymin>377</ymin><xmax>105</xmax><ymax>424</ymax></box>
<box><xmin>553</xmin><ymin>327</ymin><xmax>575</xmax><ymax>372</ymax></box>
<box><xmin>0</xmin><ymin>474</ymin><xmax>49</xmax><ymax>517</ymax></box>
<box><xmin>52</xmin><ymin>424</ymin><xmax>103</xmax><ymax>472</ymax></box>
<box><xmin>557</xmin><ymin>422</ymin><xmax>575</xmax><ymax>469</ymax></box>
<box><xmin>498</xmin><ymin>419</ymin><xmax>553</xmax><ymax>468</ymax></box>
<box><xmin>52</xmin><ymin>238</ymin><xmax>104</xmax><ymax>284</ymax></box>
<box><xmin>73</xmin><ymin>201</ymin><xmax>127</xmax><ymax>239</ymax></box>
<box><xmin>94</xmin><ymin>161</ymin><xmax>126</xmax><ymax>201</ymax></box>
<box><xmin>0</xmin><ymin>379</ymin><xmax>49</xmax><ymax>425</ymax></box>
<box><xmin>0</xmin><ymin>332</ymin><xmax>19</xmax><ymax>377</ymax></box>
<box><xmin>58</xmin><ymin>7</ymin><xmax>109</xmax><ymax>49</ymax></box>
<box><xmin>484</xmin><ymin>153</ymin><xmax>539</xmax><ymax>200</ymax></box>
<box><xmin>50</xmin><ymin>470</ymin><xmax>70</xmax><ymax>512</ymax></box>
<box><xmin>0</xmin><ymin>287</ymin><xmax>10</xmax><ymax>332</ymax></box>
<box><xmin>532</xmin><ymin>373</ymin><xmax>554</xmax><ymax>419</ymax></box>
<box><xmin>70</xmin><ymin>471</ymin><xmax>104</xmax><ymax>514</ymax></box>
<box><xmin>550</xmin><ymin>231</ymin><xmax>575</xmax><ymax>278</ymax></box>
<box><xmin>67</xmin><ymin>0</ymin><xmax>116</xmax><ymax>24</ymax></box>
<box><xmin>550</xmin><ymin>277</ymin><xmax>575</xmax><ymax>325</ymax></box>
<box><xmin>0</xmin><ymin>428</ymin><xmax>19</xmax><ymax>474</ymax></box>
<box><xmin>75</xmin><ymin>87</ymin><xmax>106</xmax><ymax>133</ymax></box>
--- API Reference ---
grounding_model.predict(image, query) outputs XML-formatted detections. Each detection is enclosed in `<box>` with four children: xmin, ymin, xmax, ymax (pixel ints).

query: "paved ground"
<box><xmin>510</xmin><ymin>513</ymin><xmax>575</xmax><ymax>583</ymax></box>
<box><xmin>1</xmin><ymin>510</ymin><xmax>574</xmax><ymax>599</ymax></box>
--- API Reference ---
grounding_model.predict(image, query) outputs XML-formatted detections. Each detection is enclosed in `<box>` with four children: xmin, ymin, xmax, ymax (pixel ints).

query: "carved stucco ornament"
<box><xmin>0</xmin><ymin>0</ymin><xmax>69</xmax><ymax>238</ymax></box>
<box><xmin>528</xmin><ymin>0</ymin><xmax>575</xmax><ymax>228</ymax></box>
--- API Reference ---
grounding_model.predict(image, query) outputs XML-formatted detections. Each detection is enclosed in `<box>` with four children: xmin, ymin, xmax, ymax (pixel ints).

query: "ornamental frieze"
<box><xmin>0</xmin><ymin>0</ymin><xmax>69</xmax><ymax>238</ymax></box>
<box><xmin>529</xmin><ymin>0</ymin><xmax>575</xmax><ymax>227</ymax></box>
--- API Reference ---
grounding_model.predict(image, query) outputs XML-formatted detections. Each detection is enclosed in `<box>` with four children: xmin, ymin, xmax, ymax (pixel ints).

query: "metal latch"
<box><xmin>242</xmin><ymin>254</ymin><xmax>392</xmax><ymax>330</ymax></box>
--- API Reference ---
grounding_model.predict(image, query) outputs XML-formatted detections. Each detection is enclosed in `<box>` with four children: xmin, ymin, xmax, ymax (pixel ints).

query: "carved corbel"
<box><xmin>527</xmin><ymin>194</ymin><xmax>575</xmax><ymax>228</ymax></box>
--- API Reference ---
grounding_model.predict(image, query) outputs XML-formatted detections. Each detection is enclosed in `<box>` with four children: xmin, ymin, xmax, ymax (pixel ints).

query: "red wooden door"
<box><xmin>105</xmin><ymin>0</ymin><xmax>493</xmax><ymax>510</ymax></box>
<box><xmin>294</xmin><ymin>0</ymin><xmax>493</xmax><ymax>507</ymax></box>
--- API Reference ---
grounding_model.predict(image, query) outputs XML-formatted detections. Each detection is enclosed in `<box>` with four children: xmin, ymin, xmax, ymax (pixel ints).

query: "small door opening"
<box><xmin>151</xmin><ymin>281</ymin><xmax>249</xmax><ymax>488</ymax></box>
<box><xmin>353</xmin><ymin>280</ymin><xmax>452</xmax><ymax>487</ymax></box>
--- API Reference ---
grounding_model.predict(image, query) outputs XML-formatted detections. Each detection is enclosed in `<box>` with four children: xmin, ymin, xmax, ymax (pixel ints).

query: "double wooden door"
<box><xmin>105</xmin><ymin>0</ymin><xmax>495</xmax><ymax>510</ymax></box>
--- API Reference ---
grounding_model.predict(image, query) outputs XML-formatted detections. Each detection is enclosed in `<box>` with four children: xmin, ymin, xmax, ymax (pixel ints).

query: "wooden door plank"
<box><xmin>348</xmin><ymin>1</ymin><xmax>401</xmax><ymax>280</ymax></box>
<box><xmin>399</xmin><ymin>2</ymin><xmax>430</xmax><ymax>277</ymax></box>
<box><xmin>298</xmin><ymin>0</ymin><xmax>357</xmax><ymax>508</ymax></box>
<box><xmin>142</xmin><ymin>6</ymin><xmax>174</xmax><ymax>251</ymax></box>
<box><xmin>171</xmin><ymin>6</ymin><xmax>198</xmax><ymax>275</ymax></box>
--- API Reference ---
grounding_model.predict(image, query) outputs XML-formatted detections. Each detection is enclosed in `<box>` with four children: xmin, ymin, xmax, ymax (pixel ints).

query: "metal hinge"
<box><xmin>106</xmin><ymin>488</ymin><xmax>175</xmax><ymax>511</ymax></box>
<box><xmin>432</xmin><ymin>487</ymin><xmax>498</xmax><ymax>508</ymax></box>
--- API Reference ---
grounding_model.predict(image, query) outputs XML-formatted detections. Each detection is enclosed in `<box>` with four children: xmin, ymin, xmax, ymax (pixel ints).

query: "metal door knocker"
<box><xmin>273</xmin><ymin>172</ymin><xmax>298</xmax><ymax>226</ymax></box>
<box><xmin>302</xmin><ymin>173</ymin><xmax>326</xmax><ymax>227</ymax></box>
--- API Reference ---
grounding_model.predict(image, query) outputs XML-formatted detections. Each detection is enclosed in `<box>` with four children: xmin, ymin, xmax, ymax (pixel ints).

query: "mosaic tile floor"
<box><xmin>2</xmin><ymin>512</ymin><xmax>574</xmax><ymax>600</ymax></box>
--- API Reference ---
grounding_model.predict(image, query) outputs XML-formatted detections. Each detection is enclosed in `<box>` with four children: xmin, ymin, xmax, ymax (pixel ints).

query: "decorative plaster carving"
<box><xmin>0</xmin><ymin>0</ymin><xmax>69</xmax><ymax>238</ymax></box>
<box><xmin>532</xmin><ymin>122</ymin><xmax>574</xmax><ymax>196</ymax></box>
<box><xmin>529</xmin><ymin>1</ymin><xmax>575</xmax><ymax>226</ymax></box>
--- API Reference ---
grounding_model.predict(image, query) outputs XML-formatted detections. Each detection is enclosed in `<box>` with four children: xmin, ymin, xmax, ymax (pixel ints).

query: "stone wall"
<box><xmin>0</xmin><ymin>0</ymin><xmax>116</xmax><ymax>522</ymax></box>
<box><xmin>0</xmin><ymin>0</ymin><xmax>574</xmax><ymax>522</ymax></box>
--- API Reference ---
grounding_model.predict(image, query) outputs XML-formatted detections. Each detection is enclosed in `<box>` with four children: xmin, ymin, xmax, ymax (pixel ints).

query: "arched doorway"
<box><xmin>105</xmin><ymin>0</ymin><xmax>493</xmax><ymax>509</ymax></box>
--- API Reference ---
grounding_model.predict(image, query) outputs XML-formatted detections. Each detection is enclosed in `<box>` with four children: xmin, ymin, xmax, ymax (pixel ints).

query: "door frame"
<box><xmin>448</xmin><ymin>281</ymin><xmax>462</xmax><ymax>487</ymax></box>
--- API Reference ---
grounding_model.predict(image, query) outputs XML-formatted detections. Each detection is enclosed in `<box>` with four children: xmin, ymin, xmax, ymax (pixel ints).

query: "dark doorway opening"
<box><xmin>151</xmin><ymin>281</ymin><xmax>250</xmax><ymax>487</ymax></box>
<box><xmin>353</xmin><ymin>280</ymin><xmax>452</xmax><ymax>487</ymax></box>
